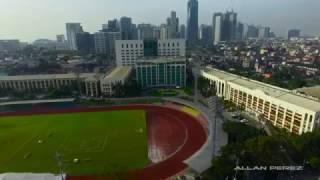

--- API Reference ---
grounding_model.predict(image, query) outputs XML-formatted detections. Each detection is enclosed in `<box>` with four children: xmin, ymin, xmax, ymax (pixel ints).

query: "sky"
<box><xmin>0</xmin><ymin>0</ymin><xmax>319</xmax><ymax>42</ymax></box>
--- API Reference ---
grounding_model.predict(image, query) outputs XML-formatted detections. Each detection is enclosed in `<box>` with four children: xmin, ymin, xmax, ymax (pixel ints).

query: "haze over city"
<box><xmin>1</xmin><ymin>0</ymin><xmax>319</xmax><ymax>42</ymax></box>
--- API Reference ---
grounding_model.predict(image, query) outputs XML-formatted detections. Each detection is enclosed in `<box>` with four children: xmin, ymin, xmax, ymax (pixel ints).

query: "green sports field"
<box><xmin>0</xmin><ymin>110</ymin><xmax>149</xmax><ymax>175</ymax></box>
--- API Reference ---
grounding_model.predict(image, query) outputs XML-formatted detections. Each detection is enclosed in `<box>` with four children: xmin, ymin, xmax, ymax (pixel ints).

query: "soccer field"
<box><xmin>0</xmin><ymin>110</ymin><xmax>149</xmax><ymax>175</ymax></box>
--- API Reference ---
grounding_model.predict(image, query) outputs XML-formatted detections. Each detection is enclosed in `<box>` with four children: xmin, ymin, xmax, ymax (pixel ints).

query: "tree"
<box><xmin>198</xmin><ymin>76</ymin><xmax>216</xmax><ymax>98</ymax></box>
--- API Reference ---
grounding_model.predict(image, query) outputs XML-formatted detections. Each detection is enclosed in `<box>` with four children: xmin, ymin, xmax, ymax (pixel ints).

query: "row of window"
<box><xmin>230</xmin><ymin>88</ymin><xmax>313</xmax><ymax>134</ymax></box>
<box><xmin>120</xmin><ymin>42</ymin><xmax>181</xmax><ymax>49</ymax></box>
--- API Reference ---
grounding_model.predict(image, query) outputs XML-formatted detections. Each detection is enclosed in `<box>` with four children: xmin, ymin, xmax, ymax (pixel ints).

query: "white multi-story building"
<box><xmin>213</xmin><ymin>13</ymin><xmax>223</xmax><ymax>45</ymax></box>
<box><xmin>115</xmin><ymin>39</ymin><xmax>186</xmax><ymax>67</ymax></box>
<box><xmin>200</xmin><ymin>67</ymin><xmax>320</xmax><ymax>135</ymax></box>
<box><xmin>0</xmin><ymin>68</ymin><xmax>132</xmax><ymax>98</ymax></box>
<box><xmin>0</xmin><ymin>73</ymin><xmax>100</xmax><ymax>97</ymax></box>
<box><xmin>66</xmin><ymin>23</ymin><xmax>83</xmax><ymax>50</ymax></box>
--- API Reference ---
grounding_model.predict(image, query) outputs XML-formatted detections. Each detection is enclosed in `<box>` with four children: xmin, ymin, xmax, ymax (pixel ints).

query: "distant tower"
<box><xmin>179</xmin><ymin>24</ymin><xmax>186</xmax><ymax>39</ymax></box>
<box><xmin>213</xmin><ymin>13</ymin><xmax>223</xmax><ymax>44</ymax></box>
<box><xmin>120</xmin><ymin>17</ymin><xmax>133</xmax><ymax>40</ymax></box>
<box><xmin>66</xmin><ymin>23</ymin><xmax>83</xmax><ymax>50</ymax></box>
<box><xmin>167</xmin><ymin>11</ymin><xmax>179</xmax><ymax>39</ymax></box>
<box><xmin>288</xmin><ymin>29</ymin><xmax>300</xmax><ymax>40</ymax></box>
<box><xmin>222</xmin><ymin>11</ymin><xmax>237</xmax><ymax>41</ymax></box>
<box><xmin>187</xmin><ymin>0</ymin><xmax>199</xmax><ymax>47</ymax></box>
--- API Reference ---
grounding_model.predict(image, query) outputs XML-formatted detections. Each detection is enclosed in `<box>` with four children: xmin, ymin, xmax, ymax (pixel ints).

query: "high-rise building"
<box><xmin>247</xmin><ymin>25</ymin><xmax>259</xmax><ymax>39</ymax></box>
<box><xmin>94</xmin><ymin>32</ymin><xmax>108</xmax><ymax>54</ymax></box>
<box><xmin>136</xmin><ymin>57</ymin><xmax>186</xmax><ymax>88</ymax></box>
<box><xmin>66</xmin><ymin>23</ymin><xmax>83</xmax><ymax>50</ymax></box>
<box><xmin>152</xmin><ymin>26</ymin><xmax>161</xmax><ymax>40</ymax></box>
<box><xmin>56</xmin><ymin>35</ymin><xmax>68</xmax><ymax>50</ymax></box>
<box><xmin>288</xmin><ymin>29</ymin><xmax>301</xmax><ymax>40</ymax></box>
<box><xmin>179</xmin><ymin>24</ymin><xmax>186</xmax><ymax>39</ymax></box>
<box><xmin>137</xmin><ymin>24</ymin><xmax>154</xmax><ymax>40</ymax></box>
<box><xmin>131</xmin><ymin>24</ymin><xmax>138</xmax><ymax>40</ymax></box>
<box><xmin>187</xmin><ymin>0</ymin><xmax>199</xmax><ymax>47</ymax></box>
<box><xmin>115</xmin><ymin>39</ymin><xmax>186</xmax><ymax>67</ymax></box>
<box><xmin>200</xmin><ymin>24</ymin><xmax>213</xmax><ymax>47</ymax></box>
<box><xmin>106</xmin><ymin>32</ymin><xmax>121</xmax><ymax>60</ymax></box>
<box><xmin>258</xmin><ymin>26</ymin><xmax>271</xmax><ymax>39</ymax></box>
<box><xmin>102</xmin><ymin>19</ymin><xmax>120</xmax><ymax>32</ymax></box>
<box><xmin>94</xmin><ymin>31</ymin><xmax>121</xmax><ymax>58</ymax></box>
<box><xmin>160</xmin><ymin>24</ymin><xmax>168</xmax><ymax>40</ymax></box>
<box><xmin>120</xmin><ymin>17</ymin><xmax>133</xmax><ymax>40</ymax></box>
<box><xmin>76</xmin><ymin>32</ymin><xmax>95</xmax><ymax>54</ymax></box>
<box><xmin>167</xmin><ymin>11</ymin><xmax>179</xmax><ymax>39</ymax></box>
<box><xmin>222</xmin><ymin>11</ymin><xmax>237</xmax><ymax>41</ymax></box>
<box><xmin>236</xmin><ymin>22</ymin><xmax>244</xmax><ymax>40</ymax></box>
<box><xmin>213</xmin><ymin>13</ymin><xmax>223</xmax><ymax>44</ymax></box>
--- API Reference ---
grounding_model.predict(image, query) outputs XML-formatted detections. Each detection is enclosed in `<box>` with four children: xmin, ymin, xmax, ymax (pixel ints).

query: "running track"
<box><xmin>0</xmin><ymin>105</ymin><xmax>207</xmax><ymax>180</ymax></box>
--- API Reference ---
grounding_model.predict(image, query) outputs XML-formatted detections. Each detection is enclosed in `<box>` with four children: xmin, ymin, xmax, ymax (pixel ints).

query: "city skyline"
<box><xmin>1</xmin><ymin>0</ymin><xmax>319</xmax><ymax>42</ymax></box>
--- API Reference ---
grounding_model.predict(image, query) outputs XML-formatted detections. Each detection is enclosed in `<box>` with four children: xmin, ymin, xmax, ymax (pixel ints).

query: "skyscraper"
<box><xmin>222</xmin><ymin>11</ymin><xmax>237</xmax><ymax>41</ymax></box>
<box><xmin>288</xmin><ymin>29</ymin><xmax>301</xmax><ymax>40</ymax></box>
<box><xmin>247</xmin><ymin>25</ymin><xmax>259</xmax><ymax>39</ymax></box>
<box><xmin>66</xmin><ymin>23</ymin><xmax>83</xmax><ymax>50</ymax></box>
<box><xmin>236</xmin><ymin>22</ymin><xmax>244</xmax><ymax>40</ymax></box>
<box><xmin>137</xmin><ymin>24</ymin><xmax>154</xmax><ymax>40</ymax></box>
<box><xmin>167</xmin><ymin>11</ymin><xmax>179</xmax><ymax>39</ymax></box>
<box><xmin>179</xmin><ymin>24</ymin><xmax>186</xmax><ymax>39</ymax></box>
<box><xmin>160</xmin><ymin>24</ymin><xmax>168</xmax><ymax>40</ymax></box>
<box><xmin>187</xmin><ymin>0</ymin><xmax>199</xmax><ymax>47</ymax></box>
<box><xmin>258</xmin><ymin>26</ymin><xmax>271</xmax><ymax>39</ymax></box>
<box><xmin>200</xmin><ymin>24</ymin><xmax>213</xmax><ymax>47</ymax></box>
<box><xmin>76</xmin><ymin>32</ymin><xmax>95</xmax><ymax>54</ymax></box>
<box><xmin>102</xmin><ymin>19</ymin><xmax>120</xmax><ymax>32</ymax></box>
<box><xmin>120</xmin><ymin>17</ymin><xmax>133</xmax><ymax>40</ymax></box>
<box><xmin>213</xmin><ymin>13</ymin><xmax>223</xmax><ymax>44</ymax></box>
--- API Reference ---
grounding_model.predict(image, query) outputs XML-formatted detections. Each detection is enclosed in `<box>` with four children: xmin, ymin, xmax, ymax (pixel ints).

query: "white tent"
<box><xmin>0</xmin><ymin>173</ymin><xmax>63</xmax><ymax>180</ymax></box>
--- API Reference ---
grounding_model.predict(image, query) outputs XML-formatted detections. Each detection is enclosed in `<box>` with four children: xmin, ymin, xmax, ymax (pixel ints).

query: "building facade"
<box><xmin>187</xmin><ymin>0</ymin><xmax>199</xmax><ymax>47</ymax></box>
<box><xmin>179</xmin><ymin>24</ymin><xmax>186</xmax><ymax>39</ymax></box>
<box><xmin>213</xmin><ymin>13</ymin><xmax>223</xmax><ymax>44</ymax></box>
<box><xmin>200</xmin><ymin>67</ymin><xmax>320</xmax><ymax>135</ymax></box>
<box><xmin>76</xmin><ymin>32</ymin><xmax>95</xmax><ymax>54</ymax></box>
<box><xmin>120</xmin><ymin>17</ymin><xmax>133</xmax><ymax>40</ymax></box>
<box><xmin>200</xmin><ymin>24</ymin><xmax>213</xmax><ymax>47</ymax></box>
<box><xmin>66</xmin><ymin>23</ymin><xmax>83</xmax><ymax>50</ymax></box>
<box><xmin>0</xmin><ymin>67</ymin><xmax>131</xmax><ymax>97</ymax></box>
<box><xmin>288</xmin><ymin>29</ymin><xmax>301</xmax><ymax>40</ymax></box>
<box><xmin>136</xmin><ymin>57</ymin><xmax>186</xmax><ymax>88</ymax></box>
<box><xmin>115</xmin><ymin>39</ymin><xmax>186</xmax><ymax>67</ymax></box>
<box><xmin>137</xmin><ymin>24</ymin><xmax>154</xmax><ymax>40</ymax></box>
<box><xmin>100</xmin><ymin>67</ymin><xmax>132</xmax><ymax>96</ymax></box>
<box><xmin>167</xmin><ymin>11</ymin><xmax>180</xmax><ymax>39</ymax></box>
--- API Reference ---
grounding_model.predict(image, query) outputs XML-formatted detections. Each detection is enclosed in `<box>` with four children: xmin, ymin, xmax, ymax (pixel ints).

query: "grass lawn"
<box><xmin>0</xmin><ymin>110</ymin><xmax>149</xmax><ymax>175</ymax></box>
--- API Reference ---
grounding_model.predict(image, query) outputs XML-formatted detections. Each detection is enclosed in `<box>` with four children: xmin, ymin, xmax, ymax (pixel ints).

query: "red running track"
<box><xmin>0</xmin><ymin>105</ymin><xmax>207</xmax><ymax>180</ymax></box>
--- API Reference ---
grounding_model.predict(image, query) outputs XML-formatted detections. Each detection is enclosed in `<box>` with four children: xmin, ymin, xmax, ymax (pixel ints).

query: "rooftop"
<box><xmin>137</xmin><ymin>57</ymin><xmax>186</xmax><ymax>64</ymax></box>
<box><xmin>0</xmin><ymin>73</ymin><xmax>97</xmax><ymax>81</ymax></box>
<box><xmin>202</xmin><ymin>67</ymin><xmax>320</xmax><ymax>112</ymax></box>
<box><xmin>102</xmin><ymin>67</ymin><xmax>132</xmax><ymax>83</ymax></box>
